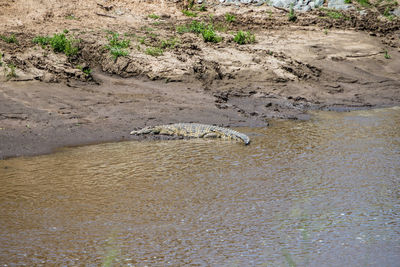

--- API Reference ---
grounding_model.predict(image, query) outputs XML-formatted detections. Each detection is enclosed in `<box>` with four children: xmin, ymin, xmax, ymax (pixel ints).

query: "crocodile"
<box><xmin>130</xmin><ymin>123</ymin><xmax>250</xmax><ymax>145</ymax></box>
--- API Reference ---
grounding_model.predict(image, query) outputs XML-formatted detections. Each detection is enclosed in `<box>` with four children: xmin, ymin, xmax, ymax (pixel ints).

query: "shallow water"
<box><xmin>1</xmin><ymin>107</ymin><xmax>399</xmax><ymax>266</ymax></box>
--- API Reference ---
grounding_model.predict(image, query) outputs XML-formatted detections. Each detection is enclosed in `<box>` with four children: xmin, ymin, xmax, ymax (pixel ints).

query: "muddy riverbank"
<box><xmin>0</xmin><ymin>0</ymin><xmax>399</xmax><ymax>159</ymax></box>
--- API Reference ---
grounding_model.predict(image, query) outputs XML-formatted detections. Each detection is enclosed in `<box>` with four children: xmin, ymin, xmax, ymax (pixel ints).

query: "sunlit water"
<box><xmin>0</xmin><ymin>107</ymin><xmax>399</xmax><ymax>266</ymax></box>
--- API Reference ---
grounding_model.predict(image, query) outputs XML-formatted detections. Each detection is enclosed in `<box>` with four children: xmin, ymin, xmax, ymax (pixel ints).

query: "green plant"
<box><xmin>0</xmin><ymin>52</ymin><xmax>2</xmax><ymax>66</ymax></box>
<box><xmin>65</xmin><ymin>14</ymin><xmax>77</xmax><ymax>20</ymax></box>
<box><xmin>138</xmin><ymin>36</ymin><xmax>146</xmax><ymax>44</ymax></box>
<box><xmin>182</xmin><ymin>9</ymin><xmax>197</xmax><ymax>17</ymax></box>
<box><xmin>326</xmin><ymin>10</ymin><xmax>344</xmax><ymax>19</ymax></box>
<box><xmin>225</xmin><ymin>13</ymin><xmax>236</xmax><ymax>23</ymax></box>
<box><xmin>356</xmin><ymin>0</ymin><xmax>371</xmax><ymax>7</ymax></box>
<box><xmin>288</xmin><ymin>6</ymin><xmax>297</xmax><ymax>22</ymax></box>
<box><xmin>140</xmin><ymin>26</ymin><xmax>154</xmax><ymax>32</ymax></box>
<box><xmin>344</xmin><ymin>0</ymin><xmax>352</xmax><ymax>3</ymax></box>
<box><xmin>177</xmin><ymin>20</ymin><xmax>221</xmax><ymax>43</ymax></box>
<box><xmin>233</xmin><ymin>30</ymin><xmax>256</xmax><ymax>45</ymax></box>
<box><xmin>148</xmin><ymin>14</ymin><xmax>160</xmax><ymax>19</ymax></box>
<box><xmin>384</xmin><ymin>7</ymin><xmax>395</xmax><ymax>20</ymax></box>
<box><xmin>198</xmin><ymin>4</ymin><xmax>207</xmax><ymax>11</ymax></box>
<box><xmin>384</xmin><ymin>50</ymin><xmax>391</xmax><ymax>59</ymax></box>
<box><xmin>105</xmin><ymin>32</ymin><xmax>130</xmax><ymax>59</ymax></box>
<box><xmin>201</xmin><ymin>25</ymin><xmax>222</xmax><ymax>43</ymax></box>
<box><xmin>109</xmin><ymin>47</ymin><xmax>129</xmax><ymax>59</ymax></box>
<box><xmin>5</xmin><ymin>63</ymin><xmax>17</xmax><ymax>79</ymax></box>
<box><xmin>32</xmin><ymin>36</ymin><xmax>51</xmax><ymax>48</ymax></box>
<box><xmin>187</xmin><ymin>0</ymin><xmax>195</xmax><ymax>10</ymax></box>
<box><xmin>0</xmin><ymin>34</ymin><xmax>18</xmax><ymax>44</ymax></box>
<box><xmin>324</xmin><ymin>28</ymin><xmax>329</xmax><ymax>35</ymax></box>
<box><xmin>33</xmin><ymin>33</ymin><xmax>79</xmax><ymax>56</ymax></box>
<box><xmin>49</xmin><ymin>33</ymin><xmax>79</xmax><ymax>56</ymax></box>
<box><xmin>160</xmin><ymin>38</ymin><xmax>178</xmax><ymax>49</ymax></box>
<box><xmin>76</xmin><ymin>65</ymin><xmax>92</xmax><ymax>76</ymax></box>
<box><xmin>177</xmin><ymin>20</ymin><xmax>206</xmax><ymax>34</ymax></box>
<box><xmin>145</xmin><ymin>47</ymin><xmax>163</xmax><ymax>56</ymax></box>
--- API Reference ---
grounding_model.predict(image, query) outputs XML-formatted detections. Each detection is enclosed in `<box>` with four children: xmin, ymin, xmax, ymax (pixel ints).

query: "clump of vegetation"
<box><xmin>182</xmin><ymin>9</ymin><xmax>197</xmax><ymax>17</ymax></box>
<box><xmin>384</xmin><ymin>50</ymin><xmax>391</xmax><ymax>59</ymax></box>
<box><xmin>105</xmin><ymin>32</ymin><xmax>130</xmax><ymax>60</ymax></box>
<box><xmin>198</xmin><ymin>4</ymin><xmax>207</xmax><ymax>11</ymax></box>
<box><xmin>148</xmin><ymin>14</ymin><xmax>160</xmax><ymax>19</ymax></box>
<box><xmin>4</xmin><ymin>63</ymin><xmax>17</xmax><ymax>80</ymax></box>
<box><xmin>202</xmin><ymin>26</ymin><xmax>221</xmax><ymax>43</ymax></box>
<box><xmin>187</xmin><ymin>0</ymin><xmax>195</xmax><ymax>10</ymax></box>
<box><xmin>344</xmin><ymin>0</ymin><xmax>352</xmax><ymax>3</ymax></box>
<box><xmin>65</xmin><ymin>14</ymin><xmax>77</xmax><ymax>20</ymax></box>
<box><xmin>319</xmin><ymin>8</ymin><xmax>349</xmax><ymax>20</ymax></box>
<box><xmin>160</xmin><ymin>38</ymin><xmax>178</xmax><ymax>49</ymax></box>
<box><xmin>140</xmin><ymin>26</ymin><xmax>154</xmax><ymax>33</ymax></box>
<box><xmin>225</xmin><ymin>13</ymin><xmax>236</xmax><ymax>23</ymax></box>
<box><xmin>233</xmin><ymin>30</ymin><xmax>256</xmax><ymax>45</ymax></box>
<box><xmin>356</xmin><ymin>0</ymin><xmax>371</xmax><ymax>7</ymax></box>
<box><xmin>288</xmin><ymin>6</ymin><xmax>297</xmax><ymax>22</ymax></box>
<box><xmin>0</xmin><ymin>34</ymin><xmax>18</xmax><ymax>44</ymax></box>
<box><xmin>33</xmin><ymin>33</ymin><xmax>79</xmax><ymax>57</ymax></box>
<box><xmin>383</xmin><ymin>7</ymin><xmax>395</xmax><ymax>20</ymax></box>
<box><xmin>0</xmin><ymin>52</ymin><xmax>3</xmax><ymax>66</ymax></box>
<box><xmin>32</xmin><ymin>36</ymin><xmax>51</xmax><ymax>48</ymax></box>
<box><xmin>326</xmin><ymin>10</ymin><xmax>345</xmax><ymax>19</ymax></box>
<box><xmin>177</xmin><ymin>20</ymin><xmax>206</xmax><ymax>34</ymax></box>
<box><xmin>76</xmin><ymin>65</ymin><xmax>92</xmax><ymax>76</ymax></box>
<box><xmin>145</xmin><ymin>47</ymin><xmax>163</xmax><ymax>57</ymax></box>
<box><xmin>177</xmin><ymin>20</ymin><xmax>222</xmax><ymax>43</ymax></box>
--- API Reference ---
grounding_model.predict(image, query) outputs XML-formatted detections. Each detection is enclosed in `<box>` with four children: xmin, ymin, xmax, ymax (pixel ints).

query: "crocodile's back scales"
<box><xmin>130</xmin><ymin>123</ymin><xmax>250</xmax><ymax>145</ymax></box>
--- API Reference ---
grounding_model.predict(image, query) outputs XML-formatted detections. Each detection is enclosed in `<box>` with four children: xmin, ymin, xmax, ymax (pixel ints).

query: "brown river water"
<box><xmin>1</xmin><ymin>107</ymin><xmax>399</xmax><ymax>266</ymax></box>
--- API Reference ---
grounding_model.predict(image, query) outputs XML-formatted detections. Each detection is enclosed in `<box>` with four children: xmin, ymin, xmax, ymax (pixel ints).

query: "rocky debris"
<box><xmin>219</xmin><ymin>0</ymin><xmax>325</xmax><ymax>10</ymax></box>
<box><xmin>327</xmin><ymin>0</ymin><xmax>352</xmax><ymax>10</ymax></box>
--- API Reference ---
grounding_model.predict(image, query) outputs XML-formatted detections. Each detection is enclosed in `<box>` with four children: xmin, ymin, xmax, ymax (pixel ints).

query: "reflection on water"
<box><xmin>0</xmin><ymin>107</ymin><xmax>399</xmax><ymax>266</ymax></box>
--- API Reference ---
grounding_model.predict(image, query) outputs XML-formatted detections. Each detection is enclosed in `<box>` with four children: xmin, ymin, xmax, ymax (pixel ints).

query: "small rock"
<box><xmin>392</xmin><ymin>8</ymin><xmax>400</xmax><ymax>17</ymax></box>
<box><xmin>327</xmin><ymin>0</ymin><xmax>351</xmax><ymax>10</ymax></box>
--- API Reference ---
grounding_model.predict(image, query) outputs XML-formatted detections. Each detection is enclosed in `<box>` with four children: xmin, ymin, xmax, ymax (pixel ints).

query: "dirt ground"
<box><xmin>0</xmin><ymin>0</ymin><xmax>399</xmax><ymax>159</ymax></box>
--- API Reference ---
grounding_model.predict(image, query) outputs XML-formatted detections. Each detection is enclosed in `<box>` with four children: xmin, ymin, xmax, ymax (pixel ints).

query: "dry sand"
<box><xmin>0</xmin><ymin>0</ymin><xmax>399</xmax><ymax>158</ymax></box>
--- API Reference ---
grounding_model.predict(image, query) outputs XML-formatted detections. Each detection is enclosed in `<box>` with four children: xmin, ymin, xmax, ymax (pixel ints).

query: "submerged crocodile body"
<box><xmin>130</xmin><ymin>123</ymin><xmax>250</xmax><ymax>145</ymax></box>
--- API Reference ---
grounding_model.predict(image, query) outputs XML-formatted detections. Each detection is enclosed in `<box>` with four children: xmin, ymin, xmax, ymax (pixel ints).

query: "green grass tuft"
<box><xmin>177</xmin><ymin>20</ymin><xmax>222</xmax><ymax>43</ymax></box>
<box><xmin>225</xmin><ymin>13</ymin><xmax>236</xmax><ymax>23</ymax></box>
<box><xmin>326</xmin><ymin>10</ymin><xmax>344</xmax><ymax>19</ymax></box>
<box><xmin>233</xmin><ymin>30</ymin><xmax>256</xmax><ymax>45</ymax></box>
<box><xmin>182</xmin><ymin>10</ymin><xmax>198</xmax><ymax>17</ymax></box>
<box><xmin>201</xmin><ymin>25</ymin><xmax>222</xmax><ymax>43</ymax></box>
<box><xmin>384</xmin><ymin>50</ymin><xmax>391</xmax><ymax>59</ymax></box>
<box><xmin>356</xmin><ymin>0</ymin><xmax>371</xmax><ymax>7</ymax></box>
<box><xmin>33</xmin><ymin>33</ymin><xmax>79</xmax><ymax>56</ymax></box>
<box><xmin>288</xmin><ymin>6</ymin><xmax>297</xmax><ymax>22</ymax></box>
<box><xmin>145</xmin><ymin>47</ymin><xmax>163</xmax><ymax>57</ymax></box>
<box><xmin>198</xmin><ymin>4</ymin><xmax>207</xmax><ymax>11</ymax></box>
<box><xmin>105</xmin><ymin>32</ymin><xmax>130</xmax><ymax>59</ymax></box>
<box><xmin>0</xmin><ymin>34</ymin><xmax>18</xmax><ymax>44</ymax></box>
<box><xmin>160</xmin><ymin>38</ymin><xmax>178</xmax><ymax>49</ymax></box>
<box><xmin>148</xmin><ymin>14</ymin><xmax>160</xmax><ymax>19</ymax></box>
<box><xmin>4</xmin><ymin>63</ymin><xmax>17</xmax><ymax>80</ymax></box>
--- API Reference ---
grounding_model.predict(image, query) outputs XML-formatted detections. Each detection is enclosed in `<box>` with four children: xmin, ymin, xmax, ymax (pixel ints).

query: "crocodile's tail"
<box><xmin>225</xmin><ymin>129</ymin><xmax>250</xmax><ymax>145</ymax></box>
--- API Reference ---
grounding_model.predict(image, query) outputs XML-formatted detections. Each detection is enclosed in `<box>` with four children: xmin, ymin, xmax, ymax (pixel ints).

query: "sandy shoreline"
<box><xmin>1</xmin><ymin>0</ymin><xmax>399</xmax><ymax>159</ymax></box>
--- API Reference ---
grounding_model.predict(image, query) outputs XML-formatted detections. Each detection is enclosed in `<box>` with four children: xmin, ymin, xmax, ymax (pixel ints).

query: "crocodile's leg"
<box><xmin>202</xmin><ymin>132</ymin><xmax>218</xmax><ymax>139</ymax></box>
